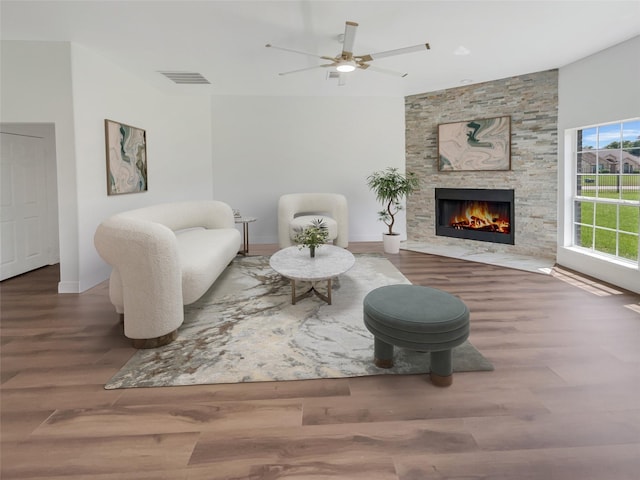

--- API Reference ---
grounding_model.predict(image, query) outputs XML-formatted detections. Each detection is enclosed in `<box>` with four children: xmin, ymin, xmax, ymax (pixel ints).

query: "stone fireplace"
<box><xmin>435</xmin><ymin>188</ymin><xmax>514</xmax><ymax>245</ymax></box>
<box><xmin>404</xmin><ymin>69</ymin><xmax>558</xmax><ymax>260</ymax></box>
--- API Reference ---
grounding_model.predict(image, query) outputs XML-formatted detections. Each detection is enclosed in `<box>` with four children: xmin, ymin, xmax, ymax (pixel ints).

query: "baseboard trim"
<box><xmin>57</xmin><ymin>281</ymin><xmax>80</xmax><ymax>294</ymax></box>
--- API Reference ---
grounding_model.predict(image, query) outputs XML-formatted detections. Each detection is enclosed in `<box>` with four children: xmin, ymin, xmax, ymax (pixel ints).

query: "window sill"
<box><xmin>563</xmin><ymin>246</ymin><xmax>638</xmax><ymax>270</ymax></box>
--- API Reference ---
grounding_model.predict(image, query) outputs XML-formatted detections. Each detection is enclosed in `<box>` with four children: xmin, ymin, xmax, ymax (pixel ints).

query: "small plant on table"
<box><xmin>293</xmin><ymin>218</ymin><xmax>329</xmax><ymax>257</ymax></box>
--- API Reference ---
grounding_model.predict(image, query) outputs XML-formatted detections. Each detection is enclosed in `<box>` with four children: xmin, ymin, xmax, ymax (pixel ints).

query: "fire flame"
<box><xmin>451</xmin><ymin>202</ymin><xmax>510</xmax><ymax>233</ymax></box>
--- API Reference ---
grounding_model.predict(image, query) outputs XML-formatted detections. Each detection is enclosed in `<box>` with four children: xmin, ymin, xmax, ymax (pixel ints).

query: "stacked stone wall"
<box><xmin>405</xmin><ymin>69</ymin><xmax>558</xmax><ymax>259</ymax></box>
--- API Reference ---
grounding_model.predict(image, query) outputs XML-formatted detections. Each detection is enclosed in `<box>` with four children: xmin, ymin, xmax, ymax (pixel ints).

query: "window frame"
<box><xmin>571</xmin><ymin>119</ymin><xmax>640</xmax><ymax>265</ymax></box>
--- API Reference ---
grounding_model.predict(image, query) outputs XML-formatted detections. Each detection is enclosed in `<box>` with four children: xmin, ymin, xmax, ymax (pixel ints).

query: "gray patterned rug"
<box><xmin>105</xmin><ymin>254</ymin><xmax>493</xmax><ymax>389</ymax></box>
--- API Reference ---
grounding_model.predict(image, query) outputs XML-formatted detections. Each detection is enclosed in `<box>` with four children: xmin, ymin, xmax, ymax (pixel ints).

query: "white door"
<box><xmin>1</xmin><ymin>132</ymin><xmax>49</xmax><ymax>280</ymax></box>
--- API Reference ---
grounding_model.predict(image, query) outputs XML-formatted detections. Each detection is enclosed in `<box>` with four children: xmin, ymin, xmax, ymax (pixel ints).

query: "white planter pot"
<box><xmin>382</xmin><ymin>233</ymin><xmax>401</xmax><ymax>254</ymax></box>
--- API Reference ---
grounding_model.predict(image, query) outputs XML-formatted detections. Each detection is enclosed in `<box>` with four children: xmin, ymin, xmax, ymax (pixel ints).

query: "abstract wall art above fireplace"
<box><xmin>438</xmin><ymin>116</ymin><xmax>511</xmax><ymax>171</ymax></box>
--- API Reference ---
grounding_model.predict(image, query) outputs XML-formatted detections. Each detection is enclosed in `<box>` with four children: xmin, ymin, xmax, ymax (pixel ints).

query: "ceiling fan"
<box><xmin>266</xmin><ymin>21</ymin><xmax>430</xmax><ymax>85</ymax></box>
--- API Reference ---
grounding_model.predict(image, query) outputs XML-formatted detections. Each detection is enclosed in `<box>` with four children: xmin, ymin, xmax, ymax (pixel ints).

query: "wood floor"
<box><xmin>2</xmin><ymin>243</ymin><xmax>639</xmax><ymax>479</ymax></box>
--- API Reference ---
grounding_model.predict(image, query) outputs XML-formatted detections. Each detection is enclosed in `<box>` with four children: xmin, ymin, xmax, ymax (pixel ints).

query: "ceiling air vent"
<box><xmin>158</xmin><ymin>71</ymin><xmax>210</xmax><ymax>84</ymax></box>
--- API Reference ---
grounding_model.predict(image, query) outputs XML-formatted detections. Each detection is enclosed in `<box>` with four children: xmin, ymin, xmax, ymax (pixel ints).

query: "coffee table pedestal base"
<box><xmin>291</xmin><ymin>278</ymin><xmax>332</xmax><ymax>305</ymax></box>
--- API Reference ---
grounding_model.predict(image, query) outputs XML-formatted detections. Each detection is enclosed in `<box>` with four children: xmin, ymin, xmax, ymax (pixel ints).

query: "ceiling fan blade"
<box><xmin>358</xmin><ymin>63</ymin><xmax>408</xmax><ymax>78</ymax></box>
<box><xmin>278</xmin><ymin>64</ymin><xmax>334</xmax><ymax>76</ymax></box>
<box><xmin>266</xmin><ymin>43</ymin><xmax>333</xmax><ymax>61</ymax></box>
<box><xmin>357</xmin><ymin>43</ymin><xmax>430</xmax><ymax>62</ymax></box>
<box><xmin>341</xmin><ymin>21</ymin><xmax>358</xmax><ymax>59</ymax></box>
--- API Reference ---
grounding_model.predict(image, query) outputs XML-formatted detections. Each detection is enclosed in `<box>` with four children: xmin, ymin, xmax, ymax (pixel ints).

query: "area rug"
<box><xmin>105</xmin><ymin>254</ymin><xmax>493</xmax><ymax>389</ymax></box>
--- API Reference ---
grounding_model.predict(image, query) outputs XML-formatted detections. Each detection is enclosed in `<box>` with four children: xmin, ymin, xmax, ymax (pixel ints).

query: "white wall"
<box><xmin>1</xmin><ymin>41</ymin><xmax>215</xmax><ymax>292</ymax></box>
<box><xmin>70</xmin><ymin>44</ymin><xmax>214</xmax><ymax>291</ymax></box>
<box><xmin>558</xmin><ymin>35</ymin><xmax>640</xmax><ymax>293</ymax></box>
<box><xmin>1</xmin><ymin>41</ymin><xmax>79</xmax><ymax>291</ymax></box>
<box><xmin>211</xmin><ymin>96</ymin><xmax>406</xmax><ymax>245</ymax></box>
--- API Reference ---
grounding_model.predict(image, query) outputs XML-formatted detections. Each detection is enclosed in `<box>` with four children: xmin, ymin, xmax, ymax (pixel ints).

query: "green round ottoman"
<box><xmin>363</xmin><ymin>284</ymin><xmax>470</xmax><ymax>387</ymax></box>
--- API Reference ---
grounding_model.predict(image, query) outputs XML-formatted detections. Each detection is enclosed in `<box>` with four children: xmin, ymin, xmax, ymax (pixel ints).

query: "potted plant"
<box><xmin>366</xmin><ymin>167</ymin><xmax>420</xmax><ymax>253</ymax></box>
<box><xmin>293</xmin><ymin>218</ymin><xmax>329</xmax><ymax>257</ymax></box>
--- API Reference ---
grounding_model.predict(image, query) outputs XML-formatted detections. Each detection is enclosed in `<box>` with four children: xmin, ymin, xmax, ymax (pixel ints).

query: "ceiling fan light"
<box><xmin>336</xmin><ymin>62</ymin><xmax>356</xmax><ymax>73</ymax></box>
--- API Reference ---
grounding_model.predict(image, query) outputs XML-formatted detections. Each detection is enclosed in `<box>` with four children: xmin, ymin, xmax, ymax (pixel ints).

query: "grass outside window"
<box><xmin>573</xmin><ymin>120</ymin><xmax>639</xmax><ymax>264</ymax></box>
<box><xmin>575</xmin><ymin>194</ymin><xmax>639</xmax><ymax>261</ymax></box>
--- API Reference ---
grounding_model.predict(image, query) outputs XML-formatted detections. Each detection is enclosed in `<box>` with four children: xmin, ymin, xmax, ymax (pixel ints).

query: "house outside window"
<box><xmin>573</xmin><ymin>119</ymin><xmax>640</xmax><ymax>263</ymax></box>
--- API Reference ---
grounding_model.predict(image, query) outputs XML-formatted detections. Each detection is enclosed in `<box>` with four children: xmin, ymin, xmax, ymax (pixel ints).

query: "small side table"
<box><xmin>234</xmin><ymin>216</ymin><xmax>257</xmax><ymax>256</ymax></box>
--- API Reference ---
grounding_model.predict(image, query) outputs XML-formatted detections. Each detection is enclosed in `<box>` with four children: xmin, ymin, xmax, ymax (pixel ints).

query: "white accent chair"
<box><xmin>278</xmin><ymin>193</ymin><xmax>349</xmax><ymax>249</ymax></box>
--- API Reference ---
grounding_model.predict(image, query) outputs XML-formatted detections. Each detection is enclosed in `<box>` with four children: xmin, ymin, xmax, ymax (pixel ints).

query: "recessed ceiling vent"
<box><xmin>158</xmin><ymin>71</ymin><xmax>210</xmax><ymax>84</ymax></box>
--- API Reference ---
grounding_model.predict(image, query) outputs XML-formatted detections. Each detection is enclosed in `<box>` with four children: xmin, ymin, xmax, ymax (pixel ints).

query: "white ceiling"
<box><xmin>2</xmin><ymin>0</ymin><xmax>639</xmax><ymax>97</ymax></box>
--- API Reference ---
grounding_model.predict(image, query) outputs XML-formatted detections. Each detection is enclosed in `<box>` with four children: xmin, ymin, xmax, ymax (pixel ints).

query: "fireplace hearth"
<box><xmin>435</xmin><ymin>188</ymin><xmax>515</xmax><ymax>245</ymax></box>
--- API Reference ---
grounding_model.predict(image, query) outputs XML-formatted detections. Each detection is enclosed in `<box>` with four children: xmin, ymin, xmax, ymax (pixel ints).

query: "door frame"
<box><xmin>1</xmin><ymin>123</ymin><xmax>60</xmax><ymax>278</ymax></box>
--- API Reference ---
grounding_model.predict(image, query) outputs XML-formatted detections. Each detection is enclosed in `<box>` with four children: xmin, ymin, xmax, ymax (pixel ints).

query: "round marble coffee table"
<box><xmin>269</xmin><ymin>245</ymin><xmax>355</xmax><ymax>305</ymax></box>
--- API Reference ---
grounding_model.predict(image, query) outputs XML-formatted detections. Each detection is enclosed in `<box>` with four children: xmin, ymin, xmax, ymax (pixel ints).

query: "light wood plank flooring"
<box><xmin>2</xmin><ymin>243</ymin><xmax>639</xmax><ymax>479</ymax></box>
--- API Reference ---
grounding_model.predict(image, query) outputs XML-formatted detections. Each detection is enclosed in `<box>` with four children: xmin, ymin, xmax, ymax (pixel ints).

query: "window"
<box><xmin>573</xmin><ymin>120</ymin><xmax>640</xmax><ymax>263</ymax></box>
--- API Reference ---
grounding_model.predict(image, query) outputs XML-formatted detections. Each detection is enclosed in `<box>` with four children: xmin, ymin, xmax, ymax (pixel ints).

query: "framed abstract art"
<box><xmin>104</xmin><ymin>119</ymin><xmax>148</xmax><ymax>195</ymax></box>
<box><xmin>438</xmin><ymin>116</ymin><xmax>511</xmax><ymax>171</ymax></box>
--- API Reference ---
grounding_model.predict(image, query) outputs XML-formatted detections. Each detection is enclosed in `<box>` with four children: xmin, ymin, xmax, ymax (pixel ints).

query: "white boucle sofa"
<box><xmin>94</xmin><ymin>200</ymin><xmax>241</xmax><ymax>348</ymax></box>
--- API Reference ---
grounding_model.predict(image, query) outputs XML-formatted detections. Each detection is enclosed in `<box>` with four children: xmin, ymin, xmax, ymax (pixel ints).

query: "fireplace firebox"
<box><xmin>435</xmin><ymin>188</ymin><xmax>515</xmax><ymax>245</ymax></box>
